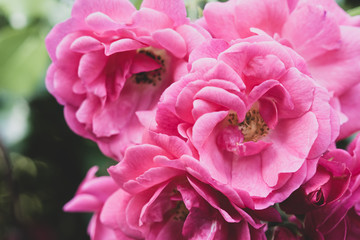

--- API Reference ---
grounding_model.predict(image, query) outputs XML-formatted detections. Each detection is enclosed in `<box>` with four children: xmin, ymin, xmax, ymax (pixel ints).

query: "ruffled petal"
<box><xmin>338</xmin><ymin>83</ymin><xmax>360</xmax><ymax>139</ymax></box>
<box><xmin>131</xmin><ymin>8</ymin><xmax>174</xmax><ymax>33</ymax></box>
<box><xmin>262</xmin><ymin>112</ymin><xmax>318</xmax><ymax>187</ymax></box>
<box><xmin>108</xmin><ymin>144</ymin><xmax>168</xmax><ymax>185</ymax></box>
<box><xmin>308</xmin><ymin>26</ymin><xmax>360</xmax><ymax>96</ymax></box>
<box><xmin>63</xmin><ymin>194</ymin><xmax>102</xmax><ymax>212</ymax></box>
<box><xmin>71</xmin><ymin>36</ymin><xmax>104</xmax><ymax>53</ymax></box>
<box><xmin>282</xmin><ymin>3</ymin><xmax>341</xmax><ymax>60</ymax></box>
<box><xmin>140</xmin><ymin>0</ymin><xmax>187</xmax><ymax>26</ymax></box>
<box><xmin>152</xmin><ymin>29</ymin><xmax>187</xmax><ymax>58</ymax></box>
<box><xmin>72</xmin><ymin>0</ymin><xmax>136</xmax><ymax>23</ymax></box>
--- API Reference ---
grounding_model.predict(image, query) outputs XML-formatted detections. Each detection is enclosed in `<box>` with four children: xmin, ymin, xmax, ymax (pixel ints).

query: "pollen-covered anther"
<box><xmin>239</xmin><ymin>108</ymin><xmax>269</xmax><ymax>142</ymax></box>
<box><xmin>172</xmin><ymin>201</ymin><xmax>189</xmax><ymax>221</ymax></box>
<box><xmin>132</xmin><ymin>48</ymin><xmax>166</xmax><ymax>86</ymax></box>
<box><xmin>225</xmin><ymin>111</ymin><xmax>239</xmax><ymax>125</ymax></box>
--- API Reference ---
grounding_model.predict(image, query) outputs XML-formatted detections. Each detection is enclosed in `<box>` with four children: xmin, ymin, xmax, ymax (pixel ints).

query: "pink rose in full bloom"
<box><xmin>45</xmin><ymin>0</ymin><xmax>209</xmax><ymax>160</ymax></box>
<box><xmin>202</xmin><ymin>0</ymin><xmax>360</xmax><ymax>139</ymax></box>
<box><xmin>63</xmin><ymin>166</ymin><xmax>122</xmax><ymax>240</ymax></box>
<box><xmin>155</xmin><ymin>36</ymin><xmax>339</xmax><ymax>209</ymax></box>
<box><xmin>104</xmin><ymin>132</ymin><xmax>276</xmax><ymax>239</ymax></box>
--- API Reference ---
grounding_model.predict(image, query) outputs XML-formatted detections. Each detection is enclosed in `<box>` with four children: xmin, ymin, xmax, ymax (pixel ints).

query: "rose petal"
<box><xmin>141</xmin><ymin>0</ymin><xmax>187</xmax><ymax>26</ymax></box>
<box><xmin>152</xmin><ymin>29</ymin><xmax>187</xmax><ymax>58</ymax></box>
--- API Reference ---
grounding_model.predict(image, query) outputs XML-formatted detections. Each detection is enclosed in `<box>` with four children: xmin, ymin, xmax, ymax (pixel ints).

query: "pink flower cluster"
<box><xmin>45</xmin><ymin>0</ymin><xmax>360</xmax><ymax>239</ymax></box>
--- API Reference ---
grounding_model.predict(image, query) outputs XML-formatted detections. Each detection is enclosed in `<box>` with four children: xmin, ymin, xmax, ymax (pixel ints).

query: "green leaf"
<box><xmin>0</xmin><ymin>26</ymin><xmax>49</xmax><ymax>97</ymax></box>
<box><xmin>185</xmin><ymin>0</ymin><xmax>207</xmax><ymax>20</ymax></box>
<box><xmin>347</xmin><ymin>6</ymin><xmax>360</xmax><ymax>16</ymax></box>
<box><xmin>0</xmin><ymin>0</ymin><xmax>71</xmax><ymax>28</ymax></box>
<box><xmin>130</xmin><ymin>0</ymin><xmax>142</xmax><ymax>9</ymax></box>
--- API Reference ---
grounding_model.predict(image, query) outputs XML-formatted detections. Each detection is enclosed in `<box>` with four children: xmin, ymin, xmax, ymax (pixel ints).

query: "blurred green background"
<box><xmin>0</xmin><ymin>0</ymin><xmax>359</xmax><ymax>239</ymax></box>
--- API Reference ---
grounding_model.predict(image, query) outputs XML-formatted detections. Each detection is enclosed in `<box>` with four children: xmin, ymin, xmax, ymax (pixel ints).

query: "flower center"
<box><xmin>132</xmin><ymin>48</ymin><xmax>166</xmax><ymax>86</ymax></box>
<box><xmin>172</xmin><ymin>201</ymin><xmax>189</xmax><ymax>221</ymax></box>
<box><xmin>308</xmin><ymin>190</ymin><xmax>325</xmax><ymax>207</ymax></box>
<box><xmin>226</xmin><ymin>108</ymin><xmax>269</xmax><ymax>142</ymax></box>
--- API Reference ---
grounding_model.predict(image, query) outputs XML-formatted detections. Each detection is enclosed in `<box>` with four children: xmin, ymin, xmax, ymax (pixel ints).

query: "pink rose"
<box><xmin>63</xmin><ymin>166</ymin><xmax>121</xmax><ymax>240</ymax></box>
<box><xmin>104</xmin><ymin>132</ymin><xmax>274</xmax><ymax>239</ymax></box>
<box><xmin>45</xmin><ymin>0</ymin><xmax>209</xmax><ymax>160</ymax></box>
<box><xmin>156</xmin><ymin>36</ymin><xmax>339</xmax><ymax>209</ymax></box>
<box><xmin>303</xmin><ymin>184</ymin><xmax>360</xmax><ymax>240</ymax></box>
<box><xmin>202</xmin><ymin>0</ymin><xmax>360</xmax><ymax>139</ymax></box>
<box><xmin>300</xmin><ymin>135</ymin><xmax>360</xmax><ymax>239</ymax></box>
<box><xmin>280</xmin><ymin>149</ymin><xmax>352</xmax><ymax>215</ymax></box>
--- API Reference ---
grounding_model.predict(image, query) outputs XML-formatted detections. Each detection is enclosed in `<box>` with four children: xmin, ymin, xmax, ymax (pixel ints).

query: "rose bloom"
<box><xmin>280</xmin><ymin>148</ymin><xmax>352</xmax><ymax>215</ymax></box>
<box><xmin>201</xmin><ymin>0</ymin><xmax>360</xmax><ymax>139</ymax></box>
<box><xmin>301</xmin><ymin>134</ymin><xmax>360</xmax><ymax>240</ymax></box>
<box><xmin>105</xmin><ymin>132</ymin><xmax>276</xmax><ymax>239</ymax></box>
<box><xmin>65</xmin><ymin>132</ymin><xmax>280</xmax><ymax>240</ymax></box>
<box><xmin>45</xmin><ymin>0</ymin><xmax>209</xmax><ymax>160</ymax></box>
<box><xmin>155</xmin><ymin>36</ymin><xmax>339</xmax><ymax>209</ymax></box>
<box><xmin>63</xmin><ymin>166</ymin><xmax>122</xmax><ymax>240</ymax></box>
